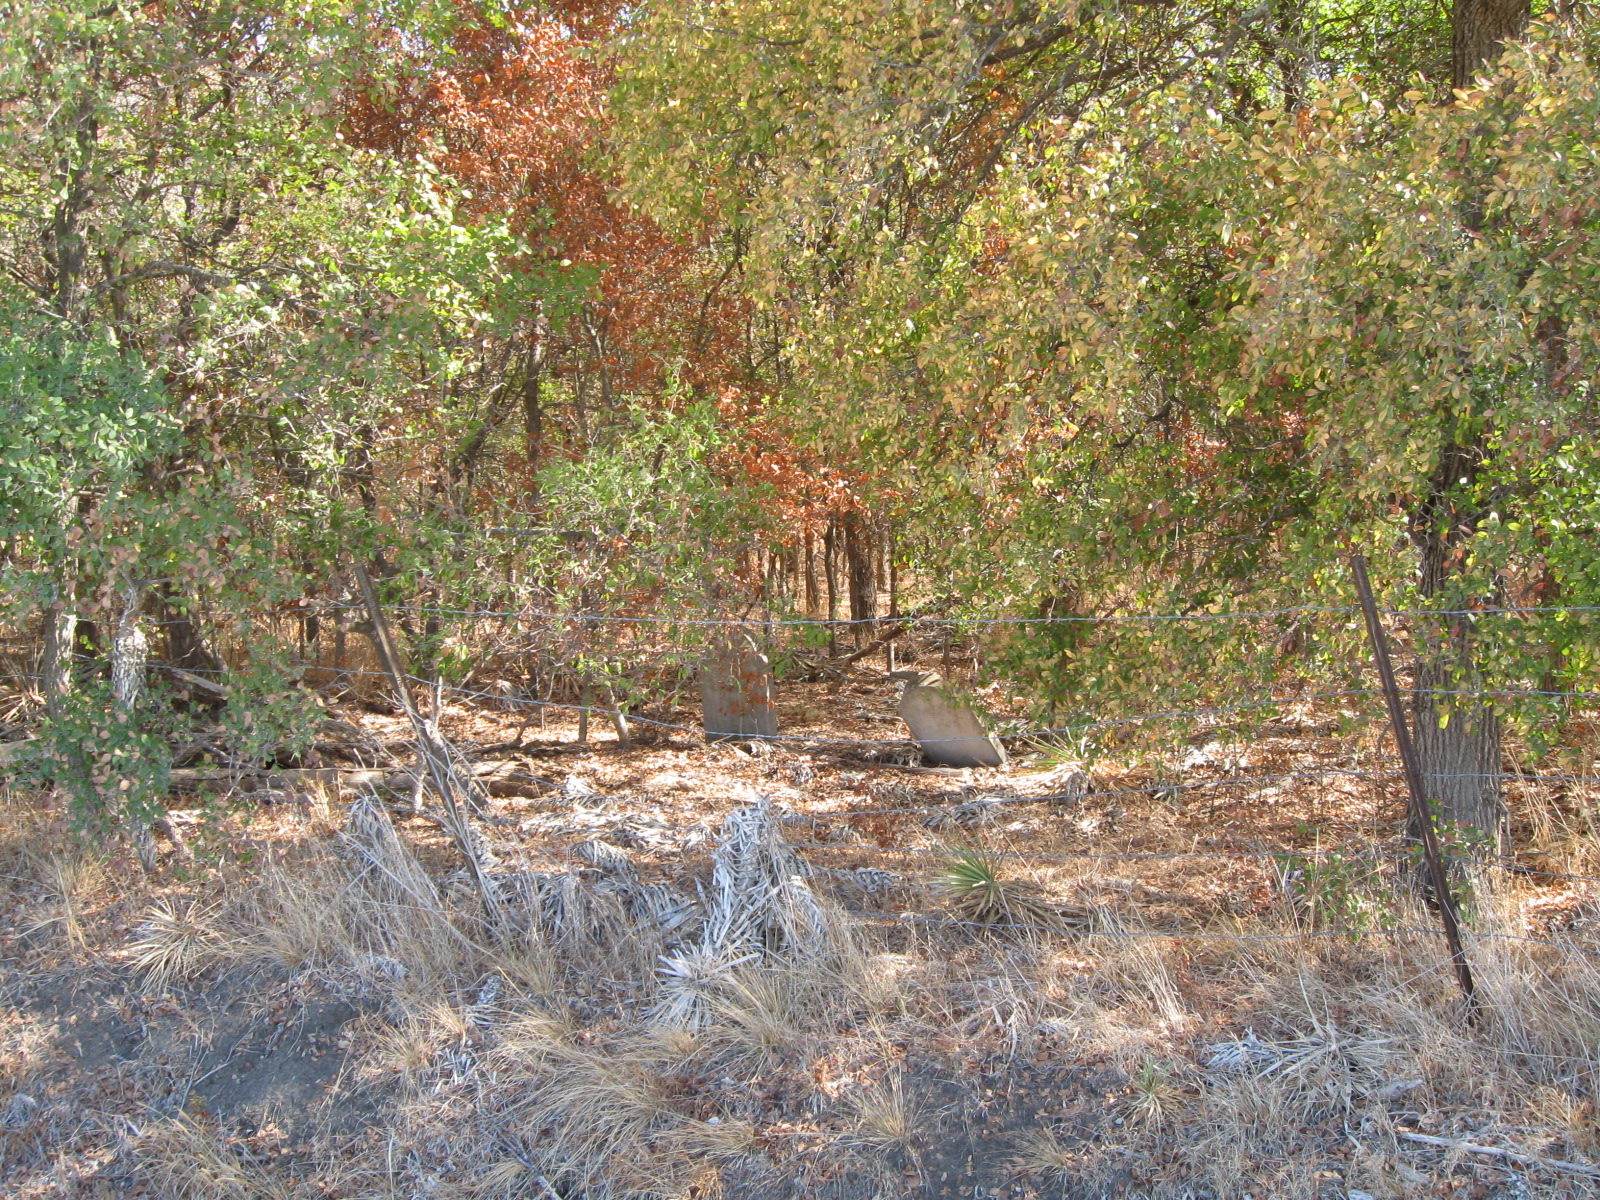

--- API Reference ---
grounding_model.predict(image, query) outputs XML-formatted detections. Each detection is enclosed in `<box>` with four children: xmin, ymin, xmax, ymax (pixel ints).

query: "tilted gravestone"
<box><xmin>897</xmin><ymin>679</ymin><xmax>1007</xmax><ymax>768</ymax></box>
<box><xmin>700</xmin><ymin>634</ymin><xmax>777</xmax><ymax>740</ymax></box>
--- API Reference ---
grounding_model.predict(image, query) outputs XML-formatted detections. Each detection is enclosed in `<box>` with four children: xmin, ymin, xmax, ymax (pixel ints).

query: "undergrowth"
<box><xmin>4</xmin><ymin>747</ymin><xmax>1600</xmax><ymax>1199</ymax></box>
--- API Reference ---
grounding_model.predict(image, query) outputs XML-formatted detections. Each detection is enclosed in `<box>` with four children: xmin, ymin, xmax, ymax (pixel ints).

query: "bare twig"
<box><xmin>353</xmin><ymin>561</ymin><xmax>507</xmax><ymax>934</ymax></box>
<box><xmin>1398</xmin><ymin>1131</ymin><xmax>1600</xmax><ymax>1180</ymax></box>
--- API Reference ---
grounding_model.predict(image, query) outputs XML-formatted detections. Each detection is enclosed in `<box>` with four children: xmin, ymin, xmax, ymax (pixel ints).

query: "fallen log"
<box><xmin>155</xmin><ymin>664</ymin><xmax>231</xmax><ymax>701</ymax></box>
<box><xmin>838</xmin><ymin>619</ymin><xmax>912</xmax><ymax>666</ymax></box>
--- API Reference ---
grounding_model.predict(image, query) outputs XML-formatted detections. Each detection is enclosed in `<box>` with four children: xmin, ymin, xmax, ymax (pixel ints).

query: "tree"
<box><xmin>343</xmin><ymin>1</ymin><xmax>878</xmax><ymax>637</ymax></box>
<box><xmin>1454</xmin><ymin>0</ymin><xmax>1531</xmax><ymax>90</ymax></box>
<box><xmin>1402</xmin><ymin>0</ymin><xmax>1532</xmax><ymax>845</ymax></box>
<box><xmin>614</xmin><ymin>1</ymin><xmax>1599</xmax><ymax>852</ymax></box>
<box><xmin>0</xmin><ymin>0</ymin><xmax>557</xmax><ymax>839</ymax></box>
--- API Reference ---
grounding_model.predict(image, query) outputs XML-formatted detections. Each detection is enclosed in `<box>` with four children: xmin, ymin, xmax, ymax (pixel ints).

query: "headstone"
<box><xmin>700</xmin><ymin>635</ymin><xmax>777</xmax><ymax>740</ymax></box>
<box><xmin>897</xmin><ymin>681</ymin><xmax>1007</xmax><ymax>768</ymax></box>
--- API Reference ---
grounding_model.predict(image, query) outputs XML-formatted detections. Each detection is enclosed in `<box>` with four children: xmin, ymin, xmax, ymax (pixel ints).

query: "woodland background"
<box><xmin>6</xmin><ymin>0</ymin><xmax>1600</xmax><ymax>853</ymax></box>
<box><xmin>7</xmin><ymin>4</ymin><xmax>1600</xmax><ymax>1199</ymax></box>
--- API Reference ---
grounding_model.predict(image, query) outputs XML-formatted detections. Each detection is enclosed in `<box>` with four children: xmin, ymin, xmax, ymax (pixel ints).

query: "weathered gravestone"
<box><xmin>895</xmin><ymin>675</ymin><xmax>1007</xmax><ymax>768</ymax></box>
<box><xmin>700</xmin><ymin>635</ymin><xmax>778</xmax><ymax>740</ymax></box>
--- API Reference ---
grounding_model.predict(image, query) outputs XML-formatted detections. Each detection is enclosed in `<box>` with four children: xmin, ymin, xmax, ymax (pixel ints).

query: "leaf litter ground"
<box><xmin>3</xmin><ymin>667</ymin><xmax>1599</xmax><ymax>1199</ymax></box>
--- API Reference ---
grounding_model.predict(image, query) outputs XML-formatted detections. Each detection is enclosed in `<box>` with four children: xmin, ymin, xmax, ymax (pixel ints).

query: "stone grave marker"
<box><xmin>896</xmin><ymin>677</ymin><xmax>1007</xmax><ymax>768</ymax></box>
<box><xmin>700</xmin><ymin>635</ymin><xmax>777</xmax><ymax>740</ymax></box>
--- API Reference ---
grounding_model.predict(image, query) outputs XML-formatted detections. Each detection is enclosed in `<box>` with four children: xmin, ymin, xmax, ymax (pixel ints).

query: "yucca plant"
<box><xmin>936</xmin><ymin>843</ymin><xmax>1061</xmax><ymax>930</ymax></box>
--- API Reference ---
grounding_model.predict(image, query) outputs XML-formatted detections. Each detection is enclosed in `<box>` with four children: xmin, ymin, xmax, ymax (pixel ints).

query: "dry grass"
<box><xmin>484</xmin><ymin>1019</ymin><xmax>699</xmax><ymax>1196</ymax></box>
<box><xmin>130</xmin><ymin>1117</ymin><xmax>295</xmax><ymax>1200</ymax></box>
<box><xmin>6</xmin><ymin>694</ymin><xmax>1600</xmax><ymax>1199</ymax></box>
<box><xmin>1007</xmin><ymin>1123</ymin><xmax>1085</xmax><ymax>1190</ymax></box>
<box><xmin>129</xmin><ymin>897</ymin><xmax>229</xmax><ymax>989</ymax></box>
<box><xmin>19</xmin><ymin>849</ymin><xmax>102</xmax><ymax>950</ymax></box>
<box><xmin>709</xmin><ymin>966</ymin><xmax>818</xmax><ymax>1067</ymax></box>
<box><xmin>847</xmin><ymin>1072</ymin><xmax>926</xmax><ymax>1156</ymax></box>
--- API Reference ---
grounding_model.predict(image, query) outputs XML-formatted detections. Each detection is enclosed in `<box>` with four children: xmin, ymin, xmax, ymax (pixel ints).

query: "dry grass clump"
<box><xmin>0</xmin><ymin>798</ymin><xmax>52</xmax><ymax>908</ymax></box>
<box><xmin>364</xmin><ymin>1000</ymin><xmax>476</xmax><ymax>1095</ymax></box>
<box><xmin>130</xmin><ymin>1117</ymin><xmax>294</xmax><ymax>1200</ymax></box>
<box><xmin>847</xmin><ymin>1072</ymin><xmax>927</xmax><ymax>1157</ymax></box>
<box><xmin>129</xmin><ymin>897</ymin><xmax>230</xmax><ymax>989</ymax></box>
<box><xmin>19</xmin><ymin>849</ymin><xmax>103</xmax><ymax>950</ymax></box>
<box><xmin>234</xmin><ymin>805</ymin><xmax>480</xmax><ymax>990</ymax></box>
<box><xmin>1007</xmin><ymin>1123</ymin><xmax>1086</xmax><ymax>1191</ymax></box>
<box><xmin>842</xmin><ymin>950</ymin><xmax>919</xmax><ymax>1015</ymax></box>
<box><xmin>485</xmin><ymin>1019</ymin><xmax>705</xmax><ymax>1197</ymax></box>
<box><xmin>708</xmin><ymin>966</ymin><xmax>820</xmax><ymax>1067</ymax></box>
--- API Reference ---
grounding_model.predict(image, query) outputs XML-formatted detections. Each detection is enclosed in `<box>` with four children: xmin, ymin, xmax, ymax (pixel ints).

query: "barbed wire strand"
<box><xmin>64</xmin><ymin>600</ymin><xmax>1600</xmax><ymax>630</ymax></box>
<box><xmin>346</xmin><ymin>602</ymin><xmax>1600</xmax><ymax>627</ymax></box>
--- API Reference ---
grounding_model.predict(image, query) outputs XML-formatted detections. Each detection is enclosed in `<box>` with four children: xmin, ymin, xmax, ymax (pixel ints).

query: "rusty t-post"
<box><xmin>1350</xmin><ymin>553</ymin><xmax>1478</xmax><ymax>1018</ymax></box>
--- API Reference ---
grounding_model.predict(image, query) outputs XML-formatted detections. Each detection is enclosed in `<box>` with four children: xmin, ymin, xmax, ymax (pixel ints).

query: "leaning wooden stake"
<box><xmin>353</xmin><ymin>561</ymin><xmax>506</xmax><ymax>934</ymax></box>
<box><xmin>1351</xmin><ymin>553</ymin><xmax>1478</xmax><ymax>1019</ymax></box>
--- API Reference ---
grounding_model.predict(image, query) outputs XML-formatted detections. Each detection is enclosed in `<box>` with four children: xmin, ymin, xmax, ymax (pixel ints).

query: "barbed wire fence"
<box><xmin>1</xmin><ymin>592</ymin><xmax>1599</xmax><ymax>991</ymax></box>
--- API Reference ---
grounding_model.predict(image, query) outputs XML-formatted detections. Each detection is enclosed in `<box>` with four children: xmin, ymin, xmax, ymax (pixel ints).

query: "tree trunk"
<box><xmin>804</xmin><ymin>528</ymin><xmax>820</xmax><ymax>616</ymax></box>
<box><xmin>608</xmin><ymin>685</ymin><xmax>631</xmax><ymax>750</ymax></box>
<box><xmin>110</xmin><ymin>589</ymin><xmax>148</xmax><ymax>712</ymax></box>
<box><xmin>522</xmin><ymin>304</ymin><xmax>547</xmax><ymax>508</ymax></box>
<box><xmin>334</xmin><ymin>609</ymin><xmax>350</xmax><ymax>691</ymax></box>
<box><xmin>1411</xmin><ymin>654</ymin><xmax>1506</xmax><ymax>854</ymax></box>
<box><xmin>1398</xmin><ymin>0</ymin><xmax>1531</xmax><ymax>858</ymax></box>
<box><xmin>842</xmin><ymin>509</ymin><xmax>876</xmax><ymax>642</ymax></box>
<box><xmin>574</xmin><ymin>369</ymin><xmax>591</xmax><ymax>447</ymax></box>
<box><xmin>41</xmin><ymin>599</ymin><xmax>76</xmax><ymax>720</ymax></box>
<box><xmin>887</xmin><ymin>526</ymin><xmax>899</xmax><ymax>619</ymax></box>
<box><xmin>1409</xmin><ymin>440</ymin><xmax>1506</xmax><ymax>853</ymax></box>
<box><xmin>158</xmin><ymin>583</ymin><xmax>223</xmax><ymax>675</ymax></box>
<box><xmin>111</xmin><ymin>587</ymin><xmax>188</xmax><ymax>868</ymax></box>
<box><xmin>825</xmin><ymin>518</ymin><xmax>838</xmax><ymax>624</ymax></box>
<box><xmin>1452</xmin><ymin>0</ymin><xmax>1531</xmax><ymax>90</ymax></box>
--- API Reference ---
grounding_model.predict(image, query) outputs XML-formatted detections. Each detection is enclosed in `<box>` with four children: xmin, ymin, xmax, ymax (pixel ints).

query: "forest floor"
<box><xmin>4</xmin><ymin>667</ymin><xmax>1600</xmax><ymax>1199</ymax></box>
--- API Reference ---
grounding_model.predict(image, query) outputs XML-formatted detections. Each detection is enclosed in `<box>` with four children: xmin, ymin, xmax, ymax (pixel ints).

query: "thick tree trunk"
<box><xmin>1452</xmin><ymin>0</ymin><xmax>1531</xmax><ymax>90</ymax></box>
<box><xmin>1409</xmin><ymin>439</ymin><xmax>1506</xmax><ymax>853</ymax></box>
<box><xmin>1401</xmin><ymin>0</ymin><xmax>1530</xmax><ymax>856</ymax></box>
<box><xmin>158</xmin><ymin>583</ymin><xmax>223</xmax><ymax>675</ymax></box>
<box><xmin>1411</xmin><ymin>656</ymin><xmax>1506</xmax><ymax>854</ymax></box>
